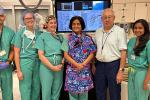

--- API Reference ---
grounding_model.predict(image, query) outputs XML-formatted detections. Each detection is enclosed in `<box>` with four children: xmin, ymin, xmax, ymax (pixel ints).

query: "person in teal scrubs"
<box><xmin>35</xmin><ymin>15</ymin><xmax>64</xmax><ymax>100</ymax></box>
<box><xmin>128</xmin><ymin>19</ymin><xmax>150</xmax><ymax>100</ymax></box>
<box><xmin>0</xmin><ymin>7</ymin><xmax>15</xmax><ymax>100</ymax></box>
<box><xmin>14</xmin><ymin>10</ymin><xmax>41</xmax><ymax>100</ymax></box>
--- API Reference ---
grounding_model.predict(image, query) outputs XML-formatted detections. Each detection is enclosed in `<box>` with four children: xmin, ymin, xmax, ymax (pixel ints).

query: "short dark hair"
<box><xmin>132</xmin><ymin>19</ymin><xmax>150</xmax><ymax>56</ymax></box>
<box><xmin>69</xmin><ymin>16</ymin><xmax>85</xmax><ymax>30</ymax></box>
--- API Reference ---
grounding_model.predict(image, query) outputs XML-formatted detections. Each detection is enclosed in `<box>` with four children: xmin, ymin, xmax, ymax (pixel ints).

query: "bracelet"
<box><xmin>119</xmin><ymin>68</ymin><xmax>124</xmax><ymax>72</ymax></box>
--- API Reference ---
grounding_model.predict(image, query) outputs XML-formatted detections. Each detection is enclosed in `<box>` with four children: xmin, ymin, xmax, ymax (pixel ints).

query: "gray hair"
<box><xmin>20</xmin><ymin>10</ymin><xmax>35</xmax><ymax>25</ymax></box>
<box><xmin>102</xmin><ymin>8</ymin><xmax>115</xmax><ymax>17</ymax></box>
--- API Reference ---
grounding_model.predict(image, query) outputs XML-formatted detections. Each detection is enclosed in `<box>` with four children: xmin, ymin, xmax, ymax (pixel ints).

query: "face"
<box><xmin>0</xmin><ymin>15</ymin><xmax>5</xmax><ymax>25</ymax></box>
<box><xmin>102</xmin><ymin>10</ymin><xmax>115</xmax><ymax>29</ymax></box>
<box><xmin>72</xmin><ymin>19</ymin><xmax>82</xmax><ymax>34</ymax></box>
<box><xmin>47</xmin><ymin>19</ymin><xmax>57</xmax><ymax>33</ymax></box>
<box><xmin>133</xmin><ymin>23</ymin><xmax>145</xmax><ymax>37</ymax></box>
<box><xmin>23</xmin><ymin>13</ymin><xmax>35</xmax><ymax>29</ymax></box>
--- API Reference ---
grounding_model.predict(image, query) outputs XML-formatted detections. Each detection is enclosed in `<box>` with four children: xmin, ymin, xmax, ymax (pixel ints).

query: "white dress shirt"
<box><xmin>95</xmin><ymin>25</ymin><xmax>127</xmax><ymax>62</ymax></box>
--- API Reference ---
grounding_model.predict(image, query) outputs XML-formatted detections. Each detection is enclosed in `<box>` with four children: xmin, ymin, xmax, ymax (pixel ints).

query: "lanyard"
<box><xmin>101</xmin><ymin>31</ymin><xmax>112</xmax><ymax>54</ymax></box>
<box><xmin>52</xmin><ymin>34</ymin><xmax>63</xmax><ymax>44</ymax></box>
<box><xmin>22</xmin><ymin>30</ymin><xmax>36</xmax><ymax>53</ymax></box>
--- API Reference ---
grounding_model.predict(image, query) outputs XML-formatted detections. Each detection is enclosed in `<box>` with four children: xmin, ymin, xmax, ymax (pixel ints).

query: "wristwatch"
<box><xmin>119</xmin><ymin>68</ymin><xmax>124</xmax><ymax>72</ymax></box>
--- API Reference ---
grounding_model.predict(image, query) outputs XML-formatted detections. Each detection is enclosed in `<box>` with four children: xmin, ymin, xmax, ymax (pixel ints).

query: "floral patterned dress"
<box><xmin>63</xmin><ymin>32</ymin><xmax>96</xmax><ymax>94</ymax></box>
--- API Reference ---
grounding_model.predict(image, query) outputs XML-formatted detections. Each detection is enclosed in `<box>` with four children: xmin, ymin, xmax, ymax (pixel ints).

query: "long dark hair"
<box><xmin>133</xmin><ymin>19</ymin><xmax>150</xmax><ymax>56</ymax></box>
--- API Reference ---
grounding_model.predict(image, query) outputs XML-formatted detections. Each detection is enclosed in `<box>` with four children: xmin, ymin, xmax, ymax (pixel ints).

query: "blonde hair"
<box><xmin>45</xmin><ymin>15</ymin><xmax>56</xmax><ymax>23</ymax></box>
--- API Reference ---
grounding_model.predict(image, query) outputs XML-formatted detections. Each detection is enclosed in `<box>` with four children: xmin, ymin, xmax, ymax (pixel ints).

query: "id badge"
<box><xmin>0</xmin><ymin>50</ymin><xmax>6</xmax><ymax>56</ymax></box>
<box><xmin>131</xmin><ymin>55</ymin><xmax>136</xmax><ymax>60</ymax></box>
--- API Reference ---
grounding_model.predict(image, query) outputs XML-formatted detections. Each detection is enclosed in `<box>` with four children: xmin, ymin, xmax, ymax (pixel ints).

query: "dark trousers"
<box><xmin>95</xmin><ymin>60</ymin><xmax>121</xmax><ymax>100</ymax></box>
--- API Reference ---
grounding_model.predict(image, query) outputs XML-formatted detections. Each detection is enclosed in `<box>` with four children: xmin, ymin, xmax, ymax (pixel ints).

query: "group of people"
<box><xmin>0</xmin><ymin>6</ymin><xmax>150</xmax><ymax>100</ymax></box>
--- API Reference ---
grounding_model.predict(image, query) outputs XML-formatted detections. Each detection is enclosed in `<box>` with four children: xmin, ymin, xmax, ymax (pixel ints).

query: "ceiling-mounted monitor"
<box><xmin>55</xmin><ymin>0</ymin><xmax>111</xmax><ymax>32</ymax></box>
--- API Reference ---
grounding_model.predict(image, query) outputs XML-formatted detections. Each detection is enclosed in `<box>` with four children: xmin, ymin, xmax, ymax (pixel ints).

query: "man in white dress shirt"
<box><xmin>94</xmin><ymin>8</ymin><xmax>127</xmax><ymax>100</ymax></box>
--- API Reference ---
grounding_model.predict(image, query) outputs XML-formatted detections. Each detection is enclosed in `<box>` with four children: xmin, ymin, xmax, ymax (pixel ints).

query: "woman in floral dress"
<box><xmin>62</xmin><ymin>16</ymin><xmax>96</xmax><ymax>100</ymax></box>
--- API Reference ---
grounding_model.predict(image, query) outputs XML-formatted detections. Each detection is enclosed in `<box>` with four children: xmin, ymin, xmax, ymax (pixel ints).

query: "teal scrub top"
<box><xmin>127</xmin><ymin>37</ymin><xmax>150</xmax><ymax>70</ymax></box>
<box><xmin>0</xmin><ymin>26</ymin><xmax>15</xmax><ymax>60</ymax></box>
<box><xmin>61</xmin><ymin>37</ymin><xmax>68</xmax><ymax>52</ymax></box>
<box><xmin>35</xmin><ymin>31</ymin><xmax>64</xmax><ymax>57</ymax></box>
<box><xmin>13</xmin><ymin>28</ymin><xmax>41</xmax><ymax>58</ymax></box>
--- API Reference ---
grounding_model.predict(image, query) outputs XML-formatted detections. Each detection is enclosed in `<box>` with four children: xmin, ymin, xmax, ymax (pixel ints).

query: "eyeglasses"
<box><xmin>24</xmin><ymin>17</ymin><xmax>34</xmax><ymax>20</ymax></box>
<box><xmin>102</xmin><ymin>16</ymin><xmax>114</xmax><ymax>20</ymax></box>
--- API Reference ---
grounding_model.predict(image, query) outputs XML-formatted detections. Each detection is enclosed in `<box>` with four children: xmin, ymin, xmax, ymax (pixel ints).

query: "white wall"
<box><xmin>0</xmin><ymin>0</ymin><xmax>54</xmax><ymax>31</ymax></box>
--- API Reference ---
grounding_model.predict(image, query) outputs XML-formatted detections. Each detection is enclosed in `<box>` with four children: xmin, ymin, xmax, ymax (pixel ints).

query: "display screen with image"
<box><xmin>55</xmin><ymin>0</ymin><xmax>111</xmax><ymax>32</ymax></box>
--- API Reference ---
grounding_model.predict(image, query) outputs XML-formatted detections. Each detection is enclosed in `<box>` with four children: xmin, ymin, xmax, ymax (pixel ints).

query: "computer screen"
<box><xmin>55</xmin><ymin>0</ymin><xmax>111</xmax><ymax>32</ymax></box>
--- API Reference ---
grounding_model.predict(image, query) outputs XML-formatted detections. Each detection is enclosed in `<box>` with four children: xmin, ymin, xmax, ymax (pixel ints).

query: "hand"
<box><xmin>6</xmin><ymin>61</ymin><xmax>10</xmax><ymax>65</ymax></box>
<box><xmin>75</xmin><ymin>63</ymin><xmax>84</xmax><ymax>71</ymax></box>
<box><xmin>92</xmin><ymin>64</ymin><xmax>96</xmax><ymax>75</ymax></box>
<box><xmin>50</xmin><ymin>64</ymin><xmax>62</xmax><ymax>72</ymax></box>
<box><xmin>17</xmin><ymin>70</ymin><xmax>23</xmax><ymax>80</ymax></box>
<box><xmin>143</xmin><ymin>79</ymin><xmax>149</xmax><ymax>90</ymax></box>
<box><xmin>116</xmin><ymin>71</ymin><xmax>123</xmax><ymax>84</ymax></box>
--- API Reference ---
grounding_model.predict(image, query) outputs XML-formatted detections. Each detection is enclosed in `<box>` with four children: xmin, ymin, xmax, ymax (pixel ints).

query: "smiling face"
<box><xmin>47</xmin><ymin>18</ymin><xmax>57</xmax><ymax>33</ymax></box>
<box><xmin>72</xmin><ymin>19</ymin><xmax>82</xmax><ymax>34</ymax></box>
<box><xmin>23</xmin><ymin>13</ymin><xmax>35</xmax><ymax>29</ymax></box>
<box><xmin>133</xmin><ymin>22</ymin><xmax>145</xmax><ymax>37</ymax></box>
<box><xmin>102</xmin><ymin>8</ymin><xmax>115</xmax><ymax>30</ymax></box>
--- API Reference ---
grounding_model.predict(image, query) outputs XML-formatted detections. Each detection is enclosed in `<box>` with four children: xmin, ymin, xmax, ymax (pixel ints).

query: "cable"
<box><xmin>19</xmin><ymin>0</ymin><xmax>42</xmax><ymax>11</ymax></box>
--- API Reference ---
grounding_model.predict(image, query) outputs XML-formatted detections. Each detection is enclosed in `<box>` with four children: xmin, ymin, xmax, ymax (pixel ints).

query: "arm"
<box><xmin>116</xmin><ymin>49</ymin><xmax>127</xmax><ymax>84</ymax></box>
<box><xmin>38</xmin><ymin>50</ymin><xmax>62</xmax><ymax>71</ymax></box>
<box><xmin>6</xmin><ymin>46</ymin><xmax>14</xmax><ymax>64</ymax></box>
<box><xmin>82</xmin><ymin>53</ymin><xmax>94</xmax><ymax>65</ymax></box>
<box><xmin>64</xmin><ymin>51</ymin><xmax>94</xmax><ymax>71</ymax></box>
<box><xmin>14</xmin><ymin>46</ymin><xmax>23</xmax><ymax>80</ymax></box>
<box><xmin>144</xmin><ymin>64</ymin><xmax>150</xmax><ymax>90</ymax></box>
<box><xmin>64</xmin><ymin>51</ymin><xmax>79</xmax><ymax>67</ymax></box>
<box><xmin>64</xmin><ymin>51</ymin><xmax>85</xmax><ymax>71</ymax></box>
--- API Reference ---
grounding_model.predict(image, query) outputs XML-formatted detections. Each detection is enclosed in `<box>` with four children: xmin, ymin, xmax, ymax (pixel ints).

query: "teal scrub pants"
<box><xmin>0</xmin><ymin>66</ymin><xmax>13</xmax><ymax>100</ymax></box>
<box><xmin>40</xmin><ymin>56</ymin><xmax>63</xmax><ymax>100</ymax></box>
<box><xmin>69</xmin><ymin>92</ymin><xmax>88</xmax><ymax>100</ymax></box>
<box><xmin>128</xmin><ymin>69</ymin><xmax>150</xmax><ymax>100</ymax></box>
<box><xmin>19</xmin><ymin>58</ymin><xmax>40</xmax><ymax>100</ymax></box>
